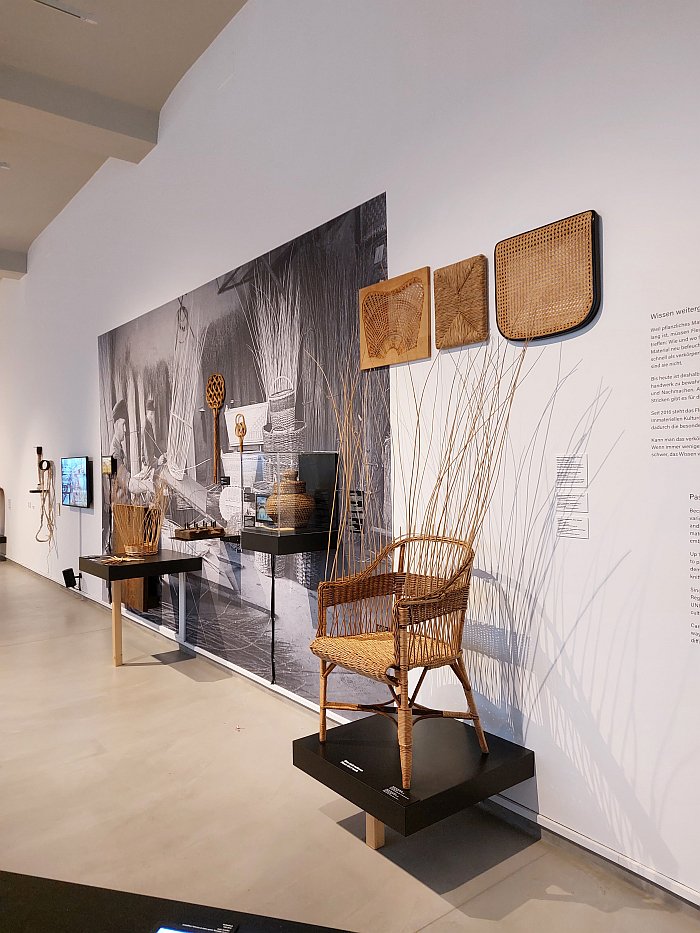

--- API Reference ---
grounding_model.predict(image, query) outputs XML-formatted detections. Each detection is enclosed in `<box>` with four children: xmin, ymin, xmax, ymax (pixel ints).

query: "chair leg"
<box><xmin>454</xmin><ymin>656</ymin><xmax>489</xmax><ymax>754</ymax></box>
<box><xmin>397</xmin><ymin>670</ymin><xmax>413</xmax><ymax>790</ymax></box>
<box><xmin>319</xmin><ymin>659</ymin><xmax>328</xmax><ymax>743</ymax></box>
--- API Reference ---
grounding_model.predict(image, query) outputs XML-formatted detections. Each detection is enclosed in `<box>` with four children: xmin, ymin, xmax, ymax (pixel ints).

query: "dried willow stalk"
<box><xmin>112</xmin><ymin>481</ymin><xmax>168</xmax><ymax>556</ymax></box>
<box><xmin>392</xmin><ymin>341</ymin><xmax>526</xmax><ymax>576</ymax></box>
<box><xmin>317</xmin><ymin>337</ymin><xmax>525</xmax><ymax>587</ymax></box>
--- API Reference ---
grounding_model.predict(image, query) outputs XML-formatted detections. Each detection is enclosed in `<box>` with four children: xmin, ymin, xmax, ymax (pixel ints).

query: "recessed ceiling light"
<box><xmin>0</xmin><ymin>162</ymin><xmax>11</xmax><ymax>171</ymax></box>
<box><xmin>32</xmin><ymin>0</ymin><xmax>97</xmax><ymax>24</ymax></box>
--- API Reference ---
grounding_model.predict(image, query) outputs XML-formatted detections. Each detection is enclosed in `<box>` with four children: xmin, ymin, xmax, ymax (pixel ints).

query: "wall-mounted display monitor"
<box><xmin>60</xmin><ymin>457</ymin><xmax>92</xmax><ymax>508</ymax></box>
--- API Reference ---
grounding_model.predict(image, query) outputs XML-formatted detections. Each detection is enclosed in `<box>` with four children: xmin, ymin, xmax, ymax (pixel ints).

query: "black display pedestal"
<box><xmin>0</xmin><ymin>870</ymin><xmax>344</xmax><ymax>933</ymax></box>
<box><xmin>240</xmin><ymin>528</ymin><xmax>338</xmax><ymax>683</ymax></box>
<box><xmin>293</xmin><ymin>715</ymin><xmax>534</xmax><ymax>843</ymax></box>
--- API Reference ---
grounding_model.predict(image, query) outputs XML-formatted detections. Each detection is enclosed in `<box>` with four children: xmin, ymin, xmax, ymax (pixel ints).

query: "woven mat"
<box><xmin>495</xmin><ymin>210</ymin><xmax>599</xmax><ymax>340</ymax></box>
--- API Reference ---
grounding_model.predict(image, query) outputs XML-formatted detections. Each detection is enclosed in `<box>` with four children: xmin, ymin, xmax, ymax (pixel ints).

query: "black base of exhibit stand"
<box><xmin>293</xmin><ymin>715</ymin><xmax>535</xmax><ymax>843</ymax></box>
<box><xmin>0</xmin><ymin>871</ymin><xmax>344</xmax><ymax>933</ymax></box>
<box><xmin>240</xmin><ymin>528</ymin><xmax>338</xmax><ymax>684</ymax></box>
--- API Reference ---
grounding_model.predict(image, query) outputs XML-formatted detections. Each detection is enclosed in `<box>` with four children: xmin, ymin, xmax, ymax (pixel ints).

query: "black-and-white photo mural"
<box><xmin>98</xmin><ymin>195</ymin><xmax>390</xmax><ymax>704</ymax></box>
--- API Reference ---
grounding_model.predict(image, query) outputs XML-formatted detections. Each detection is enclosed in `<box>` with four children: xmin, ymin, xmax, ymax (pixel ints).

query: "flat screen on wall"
<box><xmin>60</xmin><ymin>457</ymin><xmax>92</xmax><ymax>508</ymax></box>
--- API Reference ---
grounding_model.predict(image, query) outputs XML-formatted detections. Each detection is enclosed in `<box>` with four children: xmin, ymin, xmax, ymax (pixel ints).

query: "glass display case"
<box><xmin>219</xmin><ymin>449</ymin><xmax>338</xmax><ymax>538</ymax></box>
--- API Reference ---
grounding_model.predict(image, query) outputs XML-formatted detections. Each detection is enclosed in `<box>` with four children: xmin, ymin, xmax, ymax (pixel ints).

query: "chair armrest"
<box><xmin>395</xmin><ymin>585</ymin><xmax>470</xmax><ymax>628</ymax></box>
<box><xmin>316</xmin><ymin>572</ymin><xmax>397</xmax><ymax>636</ymax></box>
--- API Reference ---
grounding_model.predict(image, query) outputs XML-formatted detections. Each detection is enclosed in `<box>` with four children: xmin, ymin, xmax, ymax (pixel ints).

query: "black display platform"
<box><xmin>240</xmin><ymin>528</ymin><xmax>337</xmax><ymax>556</ymax></box>
<box><xmin>293</xmin><ymin>715</ymin><xmax>534</xmax><ymax>836</ymax></box>
<box><xmin>79</xmin><ymin>549</ymin><xmax>202</xmax><ymax>582</ymax></box>
<box><xmin>0</xmin><ymin>871</ymin><xmax>345</xmax><ymax>933</ymax></box>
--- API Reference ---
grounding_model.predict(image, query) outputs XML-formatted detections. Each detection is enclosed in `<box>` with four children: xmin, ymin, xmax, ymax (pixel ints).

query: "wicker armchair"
<box><xmin>310</xmin><ymin>535</ymin><xmax>488</xmax><ymax>790</ymax></box>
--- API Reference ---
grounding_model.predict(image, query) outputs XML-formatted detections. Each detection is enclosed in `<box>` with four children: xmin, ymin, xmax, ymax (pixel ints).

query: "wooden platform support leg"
<box><xmin>365</xmin><ymin>813</ymin><xmax>385</xmax><ymax>850</ymax></box>
<box><xmin>111</xmin><ymin>579</ymin><xmax>123</xmax><ymax>667</ymax></box>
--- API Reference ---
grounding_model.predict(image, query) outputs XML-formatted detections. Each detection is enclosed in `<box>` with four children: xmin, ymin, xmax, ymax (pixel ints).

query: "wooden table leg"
<box><xmin>365</xmin><ymin>813</ymin><xmax>385</xmax><ymax>850</ymax></box>
<box><xmin>112</xmin><ymin>579</ymin><xmax>123</xmax><ymax>667</ymax></box>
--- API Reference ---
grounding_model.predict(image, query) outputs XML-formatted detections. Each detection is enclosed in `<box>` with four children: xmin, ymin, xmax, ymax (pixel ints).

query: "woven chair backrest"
<box><xmin>396</xmin><ymin>536</ymin><xmax>473</xmax><ymax>595</ymax></box>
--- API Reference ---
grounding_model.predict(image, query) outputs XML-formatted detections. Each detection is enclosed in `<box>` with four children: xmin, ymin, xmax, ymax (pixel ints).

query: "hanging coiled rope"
<box><xmin>36</xmin><ymin>458</ymin><xmax>57</xmax><ymax>550</ymax></box>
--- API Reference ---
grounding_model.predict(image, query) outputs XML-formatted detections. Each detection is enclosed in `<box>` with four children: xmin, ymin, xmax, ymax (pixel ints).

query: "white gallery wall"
<box><xmin>1</xmin><ymin>0</ymin><xmax>699</xmax><ymax>902</ymax></box>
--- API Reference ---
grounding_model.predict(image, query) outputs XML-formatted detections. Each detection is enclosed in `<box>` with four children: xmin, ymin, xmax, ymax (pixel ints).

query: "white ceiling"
<box><xmin>0</xmin><ymin>0</ymin><xmax>248</xmax><ymax>278</ymax></box>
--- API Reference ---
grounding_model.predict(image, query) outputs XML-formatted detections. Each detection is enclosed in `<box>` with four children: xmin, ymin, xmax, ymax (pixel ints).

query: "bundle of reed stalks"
<box><xmin>112</xmin><ymin>481</ymin><xmax>168</xmax><ymax>557</ymax></box>
<box><xmin>244</xmin><ymin>266</ymin><xmax>301</xmax><ymax>403</ymax></box>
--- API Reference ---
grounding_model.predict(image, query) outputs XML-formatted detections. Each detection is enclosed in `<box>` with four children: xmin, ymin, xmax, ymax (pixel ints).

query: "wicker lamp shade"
<box><xmin>359</xmin><ymin>267</ymin><xmax>431</xmax><ymax>370</ymax></box>
<box><xmin>434</xmin><ymin>254</ymin><xmax>488</xmax><ymax>349</ymax></box>
<box><xmin>495</xmin><ymin>210</ymin><xmax>601</xmax><ymax>341</ymax></box>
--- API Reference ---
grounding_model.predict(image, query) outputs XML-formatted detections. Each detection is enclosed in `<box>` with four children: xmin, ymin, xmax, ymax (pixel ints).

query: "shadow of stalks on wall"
<box><xmin>460</xmin><ymin>344</ymin><xmax>678</xmax><ymax>883</ymax></box>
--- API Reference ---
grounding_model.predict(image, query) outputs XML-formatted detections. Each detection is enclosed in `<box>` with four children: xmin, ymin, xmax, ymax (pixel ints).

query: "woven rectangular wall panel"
<box><xmin>495</xmin><ymin>210</ymin><xmax>601</xmax><ymax>341</ymax></box>
<box><xmin>434</xmin><ymin>254</ymin><xmax>488</xmax><ymax>349</ymax></box>
<box><xmin>359</xmin><ymin>266</ymin><xmax>431</xmax><ymax>370</ymax></box>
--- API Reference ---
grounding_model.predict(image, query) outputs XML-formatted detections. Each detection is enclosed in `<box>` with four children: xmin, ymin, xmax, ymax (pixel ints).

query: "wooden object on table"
<box><xmin>495</xmin><ymin>209</ymin><xmax>601</xmax><ymax>341</ymax></box>
<box><xmin>359</xmin><ymin>267</ymin><xmax>431</xmax><ymax>370</ymax></box>
<box><xmin>434</xmin><ymin>254</ymin><xmax>488</xmax><ymax>349</ymax></box>
<box><xmin>365</xmin><ymin>813</ymin><xmax>385</xmax><ymax>850</ymax></box>
<box><xmin>173</xmin><ymin>526</ymin><xmax>226</xmax><ymax>541</ymax></box>
<box><xmin>206</xmin><ymin>373</ymin><xmax>226</xmax><ymax>484</ymax></box>
<box><xmin>311</xmin><ymin>534</ymin><xmax>488</xmax><ymax>791</ymax></box>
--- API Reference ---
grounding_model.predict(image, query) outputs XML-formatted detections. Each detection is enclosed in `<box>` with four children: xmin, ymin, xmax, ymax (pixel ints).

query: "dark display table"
<box><xmin>294</xmin><ymin>714</ymin><xmax>535</xmax><ymax>847</ymax></box>
<box><xmin>79</xmin><ymin>550</ymin><xmax>202</xmax><ymax>666</ymax></box>
<box><xmin>240</xmin><ymin>527</ymin><xmax>338</xmax><ymax>683</ymax></box>
<box><xmin>0</xmin><ymin>870</ymin><xmax>344</xmax><ymax>933</ymax></box>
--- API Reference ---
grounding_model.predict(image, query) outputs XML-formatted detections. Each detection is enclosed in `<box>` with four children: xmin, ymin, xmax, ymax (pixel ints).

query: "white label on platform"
<box><xmin>383</xmin><ymin>785</ymin><xmax>410</xmax><ymax>801</ymax></box>
<box><xmin>340</xmin><ymin>759</ymin><xmax>364</xmax><ymax>773</ymax></box>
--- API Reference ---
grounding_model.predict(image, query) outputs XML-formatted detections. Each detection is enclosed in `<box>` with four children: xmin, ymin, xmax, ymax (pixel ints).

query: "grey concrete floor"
<box><xmin>0</xmin><ymin>559</ymin><xmax>698</xmax><ymax>932</ymax></box>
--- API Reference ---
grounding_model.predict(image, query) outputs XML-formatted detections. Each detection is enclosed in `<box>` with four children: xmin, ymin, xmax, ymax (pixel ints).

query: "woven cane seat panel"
<box><xmin>495</xmin><ymin>210</ymin><xmax>600</xmax><ymax>341</ymax></box>
<box><xmin>310</xmin><ymin>631</ymin><xmax>455</xmax><ymax>683</ymax></box>
<box><xmin>434</xmin><ymin>254</ymin><xmax>489</xmax><ymax>349</ymax></box>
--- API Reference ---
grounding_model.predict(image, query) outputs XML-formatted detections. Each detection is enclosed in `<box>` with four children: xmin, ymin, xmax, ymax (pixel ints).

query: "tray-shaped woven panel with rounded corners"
<box><xmin>495</xmin><ymin>210</ymin><xmax>601</xmax><ymax>341</ymax></box>
<box><xmin>434</xmin><ymin>254</ymin><xmax>489</xmax><ymax>349</ymax></box>
<box><xmin>359</xmin><ymin>266</ymin><xmax>431</xmax><ymax>370</ymax></box>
